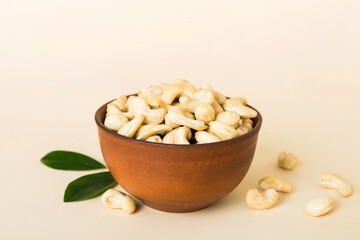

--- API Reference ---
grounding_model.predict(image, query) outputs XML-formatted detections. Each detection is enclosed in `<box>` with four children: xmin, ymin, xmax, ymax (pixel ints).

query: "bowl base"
<box><xmin>141</xmin><ymin>200</ymin><xmax>212</xmax><ymax>213</ymax></box>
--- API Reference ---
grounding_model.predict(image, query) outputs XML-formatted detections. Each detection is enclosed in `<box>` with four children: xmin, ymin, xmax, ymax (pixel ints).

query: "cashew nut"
<box><xmin>101</xmin><ymin>189</ymin><xmax>136</xmax><ymax>214</ymax></box>
<box><xmin>161</xmin><ymin>81</ymin><xmax>197</xmax><ymax>104</ymax></box>
<box><xmin>135</xmin><ymin>123</ymin><xmax>172</xmax><ymax>140</ymax></box>
<box><xmin>199</xmin><ymin>84</ymin><xmax>227</xmax><ymax>105</ymax></box>
<box><xmin>208</xmin><ymin>121</ymin><xmax>240</xmax><ymax>140</ymax></box>
<box><xmin>246</xmin><ymin>188</ymin><xmax>279</xmax><ymax>210</ymax></box>
<box><xmin>212</xmin><ymin>99</ymin><xmax>224</xmax><ymax>114</ymax></box>
<box><xmin>215</xmin><ymin>111</ymin><xmax>240</xmax><ymax>128</ymax></box>
<box><xmin>306</xmin><ymin>196</ymin><xmax>335</xmax><ymax>217</ymax></box>
<box><xmin>104</xmin><ymin>113</ymin><xmax>129</xmax><ymax>131</ymax></box>
<box><xmin>258</xmin><ymin>176</ymin><xmax>292</xmax><ymax>193</ymax></box>
<box><xmin>320</xmin><ymin>172</ymin><xmax>353</xmax><ymax>197</ymax></box>
<box><xmin>126</xmin><ymin>96</ymin><xmax>166</xmax><ymax>124</ymax></box>
<box><xmin>194</xmin><ymin>103</ymin><xmax>215</xmax><ymax>124</ymax></box>
<box><xmin>145</xmin><ymin>135</ymin><xmax>162</xmax><ymax>143</ymax></box>
<box><xmin>165</xmin><ymin>111</ymin><xmax>207</xmax><ymax>130</ymax></box>
<box><xmin>195</xmin><ymin>131</ymin><xmax>221</xmax><ymax>144</ymax></box>
<box><xmin>138</xmin><ymin>85</ymin><xmax>163</xmax><ymax>108</ymax></box>
<box><xmin>223</xmin><ymin>97</ymin><xmax>257</xmax><ymax>118</ymax></box>
<box><xmin>167</xmin><ymin>103</ymin><xmax>195</xmax><ymax>119</ymax></box>
<box><xmin>179</xmin><ymin>90</ymin><xmax>215</xmax><ymax>113</ymax></box>
<box><xmin>117</xmin><ymin>114</ymin><xmax>144</xmax><ymax>137</ymax></box>
<box><xmin>163</xmin><ymin>127</ymin><xmax>191</xmax><ymax>144</ymax></box>
<box><xmin>278</xmin><ymin>152</ymin><xmax>298</xmax><ymax>170</ymax></box>
<box><xmin>106</xmin><ymin>102</ymin><xmax>122</xmax><ymax>116</ymax></box>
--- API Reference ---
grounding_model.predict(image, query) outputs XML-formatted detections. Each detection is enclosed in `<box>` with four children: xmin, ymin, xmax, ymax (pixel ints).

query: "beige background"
<box><xmin>1</xmin><ymin>0</ymin><xmax>360</xmax><ymax>239</ymax></box>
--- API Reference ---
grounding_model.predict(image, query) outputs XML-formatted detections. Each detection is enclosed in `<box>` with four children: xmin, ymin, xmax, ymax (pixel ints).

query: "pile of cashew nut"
<box><xmin>246</xmin><ymin>151</ymin><xmax>354</xmax><ymax>217</ymax></box>
<box><xmin>103</xmin><ymin>80</ymin><xmax>257</xmax><ymax>144</ymax></box>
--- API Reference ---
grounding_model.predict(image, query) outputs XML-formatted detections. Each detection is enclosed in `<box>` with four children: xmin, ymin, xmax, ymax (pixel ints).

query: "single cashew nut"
<box><xmin>161</xmin><ymin>81</ymin><xmax>197</xmax><ymax>104</ymax></box>
<box><xmin>195</xmin><ymin>131</ymin><xmax>221</xmax><ymax>144</ymax></box>
<box><xmin>145</xmin><ymin>135</ymin><xmax>162</xmax><ymax>143</ymax></box>
<box><xmin>106</xmin><ymin>102</ymin><xmax>122</xmax><ymax>116</ymax></box>
<box><xmin>138</xmin><ymin>85</ymin><xmax>163</xmax><ymax>108</ymax></box>
<box><xmin>163</xmin><ymin>127</ymin><xmax>191</xmax><ymax>144</ymax></box>
<box><xmin>165</xmin><ymin>111</ymin><xmax>207</xmax><ymax>131</ymax></box>
<box><xmin>208</xmin><ymin>121</ymin><xmax>240</xmax><ymax>140</ymax></box>
<box><xmin>126</xmin><ymin>96</ymin><xmax>166</xmax><ymax>124</ymax></box>
<box><xmin>306</xmin><ymin>197</ymin><xmax>335</xmax><ymax>217</ymax></box>
<box><xmin>135</xmin><ymin>123</ymin><xmax>172</xmax><ymax>140</ymax></box>
<box><xmin>104</xmin><ymin>113</ymin><xmax>129</xmax><ymax>131</ymax></box>
<box><xmin>246</xmin><ymin>188</ymin><xmax>279</xmax><ymax>210</ymax></box>
<box><xmin>167</xmin><ymin>103</ymin><xmax>195</xmax><ymax>119</ymax></box>
<box><xmin>278</xmin><ymin>152</ymin><xmax>298</xmax><ymax>170</ymax></box>
<box><xmin>179</xmin><ymin>90</ymin><xmax>215</xmax><ymax>113</ymax></box>
<box><xmin>259</xmin><ymin>176</ymin><xmax>293</xmax><ymax>193</ymax></box>
<box><xmin>320</xmin><ymin>172</ymin><xmax>353</xmax><ymax>197</ymax></box>
<box><xmin>212</xmin><ymin>99</ymin><xmax>224</xmax><ymax>114</ymax></box>
<box><xmin>194</xmin><ymin>103</ymin><xmax>215</xmax><ymax>124</ymax></box>
<box><xmin>223</xmin><ymin>97</ymin><xmax>257</xmax><ymax>118</ymax></box>
<box><xmin>101</xmin><ymin>189</ymin><xmax>136</xmax><ymax>214</ymax></box>
<box><xmin>117</xmin><ymin>114</ymin><xmax>144</xmax><ymax>137</ymax></box>
<box><xmin>199</xmin><ymin>84</ymin><xmax>227</xmax><ymax>105</ymax></box>
<box><xmin>215</xmin><ymin>111</ymin><xmax>241</xmax><ymax>128</ymax></box>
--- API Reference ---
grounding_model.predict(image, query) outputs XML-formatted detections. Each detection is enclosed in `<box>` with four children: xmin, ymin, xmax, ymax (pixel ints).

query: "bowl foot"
<box><xmin>141</xmin><ymin>200</ymin><xmax>212</xmax><ymax>213</ymax></box>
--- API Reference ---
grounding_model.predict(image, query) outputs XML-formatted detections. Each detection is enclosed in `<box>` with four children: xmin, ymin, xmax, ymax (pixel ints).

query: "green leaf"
<box><xmin>64</xmin><ymin>172</ymin><xmax>117</xmax><ymax>202</ymax></box>
<box><xmin>41</xmin><ymin>150</ymin><xmax>105</xmax><ymax>171</ymax></box>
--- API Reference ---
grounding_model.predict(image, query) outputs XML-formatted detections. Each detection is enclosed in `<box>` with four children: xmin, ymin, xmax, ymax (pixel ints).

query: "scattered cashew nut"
<box><xmin>246</xmin><ymin>188</ymin><xmax>279</xmax><ymax>210</ymax></box>
<box><xmin>258</xmin><ymin>176</ymin><xmax>293</xmax><ymax>193</ymax></box>
<box><xmin>306</xmin><ymin>196</ymin><xmax>335</xmax><ymax>217</ymax></box>
<box><xmin>101</xmin><ymin>189</ymin><xmax>136</xmax><ymax>214</ymax></box>
<box><xmin>278</xmin><ymin>152</ymin><xmax>298</xmax><ymax>170</ymax></box>
<box><xmin>320</xmin><ymin>172</ymin><xmax>353</xmax><ymax>197</ymax></box>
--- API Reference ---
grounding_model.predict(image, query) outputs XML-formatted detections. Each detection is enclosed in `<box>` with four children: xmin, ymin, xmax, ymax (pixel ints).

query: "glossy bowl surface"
<box><xmin>95</xmin><ymin>100</ymin><xmax>262</xmax><ymax>212</ymax></box>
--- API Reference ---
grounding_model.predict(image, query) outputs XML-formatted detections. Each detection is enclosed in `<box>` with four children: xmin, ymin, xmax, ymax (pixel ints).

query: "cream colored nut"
<box><xmin>237</xmin><ymin>118</ymin><xmax>254</xmax><ymax>135</ymax></box>
<box><xmin>215</xmin><ymin>111</ymin><xmax>240</xmax><ymax>128</ymax></box>
<box><xmin>116</xmin><ymin>93</ymin><xmax>127</xmax><ymax>111</ymax></box>
<box><xmin>161</xmin><ymin>81</ymin><xmax>197</xmax><ymax>104</ymax></box>
<box><xmin>212</xmin><ymin>99</ymin><xmax>224</xmax><ymax>114</ymax></box>
<box><xmin>106</xmin><ymin>102</ymin><xmax>122</xmax><ymax>116</ymax></box>
<box><xmin>259</xmin><ymin>176</ymin><xmax>292</xmax><ymax>193</ymax></box>
<box><xmin>145</xmin><ymin>135</ymin><xmax>162</xmax><ymax>143</ymax></box>
<box><xmin>138</xmin><ymin>85</ymin><xmax>163</xmax><ymax>108</ymax></box>
<box><xmin>167</xmin><ymin>103</ymin><xmax>195</xmax><ymax>119</ymax></box>
<box><xmin>223</xmin><ymin>97</ymin><xmax>257</xmax><ymax>118</ymax></box>
<box><xmin>320</xmin><ymin>172</ymin><xmax>353</xmax><ymax>197</ymax></box>
<box><xmin>135</xmin><ymin>123</ymin><xmax>172</xmax><ymax>140</ymax></box>
<box><xmin>194</xmin><ymin>104</ymin><xmax>215</xmax><ymax>124</ymax></box>
<box><xmin>246</xmin><ymin>188</ymin><xmax>279</xmax><ymax>210</ymax></box>
<box><xmin>195</xmin><ymin>131</ymin><xmax>221</xmax><ymax>144</ymax></box>
<box><xmin>117</xmin><ymin>114</ymin><xmax>144</xmax><ymax>138</ymax></box>
<box><xmin>104</xmin><ymin>113</ymin><xmax>129</xmax><ymax>131</ymax></box>
<box><xmin>306</xmin><ymin>197</ymin><xmax>335</xmax><ymax>217</ymax></box>
<box><xmin>122</xmin><ymin>111</ymin><xmax>135</xmax><ymax>120</ymax></box>
<box><xmin>165</xmin><ymin>111</ymin><xmax>207</xmax><ymax>131</ymax></box>
<box><xmin>179</xmin><ymin>90</ymin><xmax>215</xmax><ymax>113</ymax></box>
<box><xmin>199</xmin><ymin>84</ymin><xmax>227</xmax><ymax>105</ymax></box>
<box><xmin>208</xmin><ymin>121</ymin><xmax>240</xmax><ymax>141</ymax></box>
<box><xmin>163</xmin><ymin>127</ymin><xmax>191</xmax><ymax>144</ymax></box>
<box><xmin>126</xmin><ymin>96</ymin><xmax>166</xmax><ymax>124</ymax></box>
<box><xmin>101</xmin><ymin>189</ymin><xmax>136</xmax><ymax>214</ymax></box>
<box><xmin>278</xmin><ymin>152</ymin><xmax>298</xmax><ymax>170</ymax></box>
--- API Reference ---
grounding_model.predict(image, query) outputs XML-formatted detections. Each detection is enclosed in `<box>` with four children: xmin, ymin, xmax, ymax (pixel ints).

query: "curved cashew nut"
<box><xmin>179</xmin><ymin>90</ymin><xmax>215</xmax><ymax>113</ymax></box>
<box><xmin>195</xmin><ymin>131</ymin><xmax>221</xmax><ymax>144</ymax></box>
<box><xmin>117</xmin><ymin>114</ymin><xmax>144</xmax><ymax>137</ymax></box>
<box><xmin>259</xmin><ymin>176</ymin><xmax>293</xmax><ymax>193</ymax></box>
<box><xmin>223</xmin><ymin>97</ymin><xmax>257</xmax><ymax>118</ymax></box>
<box><xmin>246</xmin><ymin>188</ymin><xmax>279</xmax><ymax>210</ymax></box>
<box><xmin>212</xmin><ymin>100</ymin><xmax>224</xmax><ymax>114</ymax></box>
<box><xmin>101</xmin><ymin>189</ymin><xmax>136</xmax><ymax>214</ymax></box>
<box><xmin>161</xmin><ymin>81</ymin><xmax>197</xmax><ymax>104</ymax></box>
<box><xmin>320</xmin><ymin>172</ymin><xmax>353</xmax><ymax>197</ymax></box>
<box><xmin>138</xmin><ymin>85</ymin><xmax>163</xmax><ymax>108</ymax></box>
<box><xmin>165</xmin><ymin>111</ymin><xmax>207</xmax><ymax>131</ymax></box>
<box><xmin>194</xmin><ymin>103</ymin><xmax>215</xmax><ymax>124</ymax></box>
<box><xmin>167</xmin><ymin>103</ymin><xmax>195</xmax><ymax>119</ymax></box>
<box><xmin>145</xmin><ymin>135</ymin><xmax>162</xmax><ymax>143</ymax></box>
<box><xmin>104</xmin><ymin>114</ymin><xmax>129</xmax><ymax>131</ymax></box>
<box><xmin>306</xmin><ymin>197</ymin><xmax>335</xmax><ymax>217</ymax></box>
<box><xmin>199</xmin><ymin>84</ymin><xmax>227</xmax><ymax>105</ymax></box>
<box><xmin>126</xmin><ymin>96</ymin><xmax>166</xmax><ymax>124</ymax></box>
<box><xmin>215</xmin><ymin>111</ymin><xmax>240</xmax><ymax>128</ymax></box>
<box><xmin>208</xmin><ymin>121</ymin><xmax>239</xmax><ymax>140</ymax></box>
<box><xmin>163</xmin><ymin>127</ymin><xmax>191</xmax><ymax>144</ymax></box>
<box><xmin>278</xmin><ymin>152</ymin><xmax>298</xmax><ymax>170</ymax></box>
<box><xmin>135</xmin><ymin>123</ymin><xmax>172</xmax><ymax>140</ymax></box>
<box><xmin>106</xmin><ymin>102</ymin><xmax>122</xmax><ymax>116</ymax></box>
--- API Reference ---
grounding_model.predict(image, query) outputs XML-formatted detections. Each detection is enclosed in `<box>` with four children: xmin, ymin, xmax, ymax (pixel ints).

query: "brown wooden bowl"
<box><xmin>95</xmin><ymin>99</ymin><xmax>262</xmax><ymax>213</ymax></box>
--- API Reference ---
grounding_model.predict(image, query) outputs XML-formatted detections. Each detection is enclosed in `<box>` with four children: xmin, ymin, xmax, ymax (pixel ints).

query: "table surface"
<box><xmin>1</xmin><ymin>0</ymin><xmax>360</xmax><ymax>239</ymax></box>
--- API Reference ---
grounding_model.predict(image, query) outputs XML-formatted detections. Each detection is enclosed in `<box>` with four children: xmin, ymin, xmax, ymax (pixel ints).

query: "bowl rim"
<box><xmin>95</xmin><ymin>98</ymin><xmax>262</xmax><ymax>148</ymax></box>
